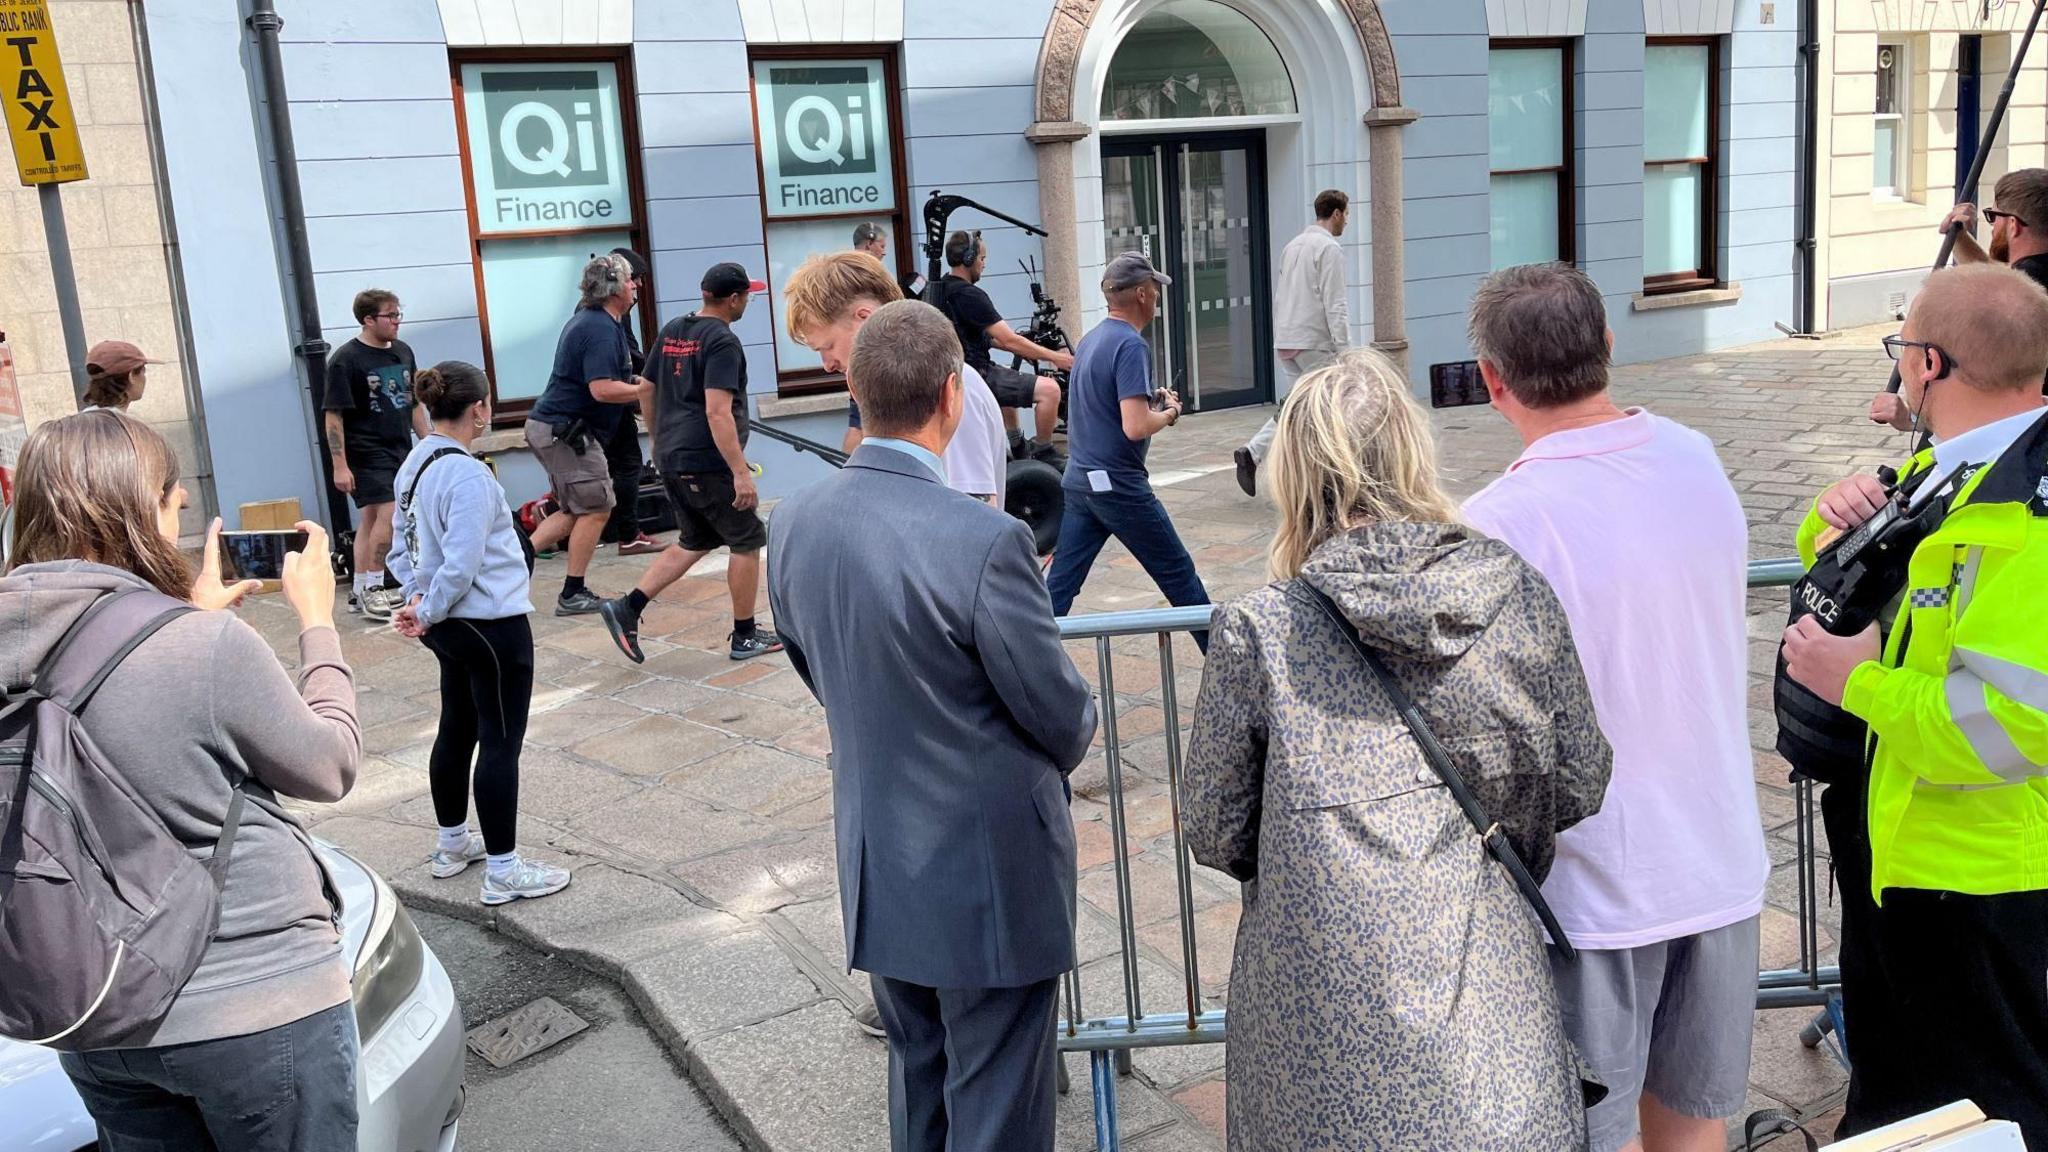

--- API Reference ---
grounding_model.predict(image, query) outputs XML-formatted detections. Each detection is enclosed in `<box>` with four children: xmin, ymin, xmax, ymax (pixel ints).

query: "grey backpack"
<box><xmin>0</xmin><ymin>588</ymin><xmax>242</xmax><ymax>1051</ymax></box>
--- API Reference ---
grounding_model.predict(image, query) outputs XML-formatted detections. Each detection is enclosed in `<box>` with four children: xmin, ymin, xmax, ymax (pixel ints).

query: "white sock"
<box><xmin>486</xmin><ymin>851</ymin><xmax>520</xmax><ymax>879</ymax></box>
<box><xmin>363</xmin><ymin>570</ymin><xmax>384</xmax><ymax>592</ymax></box>
<box><xmin>438</xmin><ymin>826</ymin><xmax>472</xmax><ymax>854</ymax></box>
<box><xmin>352</xmin><ymin>573</ymin><xmax>367</xmax><ymax>596</ymax></box>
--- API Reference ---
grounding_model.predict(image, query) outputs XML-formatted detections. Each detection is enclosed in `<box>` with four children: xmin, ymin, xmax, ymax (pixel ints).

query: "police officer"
<box><xmin>1783</xmin><ymin>262</ymin><xmax>2048</xmax><ymax>1141</ymax></box>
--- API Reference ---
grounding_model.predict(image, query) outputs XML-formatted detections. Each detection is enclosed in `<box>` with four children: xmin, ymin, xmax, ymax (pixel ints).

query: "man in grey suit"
<box><xmin>768</xmin><ymin>300</ymin><xmax>1098</xmax><ymax>1151</ymax></box>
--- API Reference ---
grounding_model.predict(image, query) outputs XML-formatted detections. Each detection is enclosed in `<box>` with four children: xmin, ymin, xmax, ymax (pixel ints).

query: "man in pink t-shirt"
<box><xmin>1462</xmin><ymin>265</ymin><xmax>1769</xmax><ymax>1152</ymax></box>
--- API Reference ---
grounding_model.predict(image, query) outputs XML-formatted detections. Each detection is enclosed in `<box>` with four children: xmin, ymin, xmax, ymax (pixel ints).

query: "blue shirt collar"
<box><xmin>862</xmin><ymin>437</ymin><xmax>946</xmax><ymax>483</ymax></box>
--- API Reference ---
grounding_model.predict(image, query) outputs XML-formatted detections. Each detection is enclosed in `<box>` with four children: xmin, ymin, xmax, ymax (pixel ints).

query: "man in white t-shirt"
<box><xmin>794</xmin><ymin>251</ymin><xmax>1006</xmax><ymax>507</ymax></box>
<box><xmin>1463</xmin><ymin>264</ymin><xmax>1768</xmax><ymax>1152</ymax></box>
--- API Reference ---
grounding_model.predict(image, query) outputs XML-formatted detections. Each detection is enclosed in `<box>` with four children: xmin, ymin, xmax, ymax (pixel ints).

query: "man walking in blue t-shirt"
<box><xmin>1045</xmin><ymin>252</ymin><xmax>1209</xmax><ymax>651</ymax></box>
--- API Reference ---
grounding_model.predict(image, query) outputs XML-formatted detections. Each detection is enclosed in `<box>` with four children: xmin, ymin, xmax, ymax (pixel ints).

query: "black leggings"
<box><xmin>421</xmin><ymin>615</ymin><xmax>534</xmax><ymax>855</ymax></box>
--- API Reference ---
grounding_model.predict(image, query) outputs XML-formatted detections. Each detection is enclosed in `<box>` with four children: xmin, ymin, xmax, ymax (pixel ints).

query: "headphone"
<box><xmin>589</xmin><ymin>252</ymin><xmax>633</xmax><ymax>295</ymax></box>
<box><xmin>944</xmin><ymin>229</ymin><xmax>982</xmax><ymax>269</ymax></box>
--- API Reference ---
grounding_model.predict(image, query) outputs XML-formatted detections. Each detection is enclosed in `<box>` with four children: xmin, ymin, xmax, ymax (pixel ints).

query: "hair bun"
<box><xmin>414</xmin><ymin>365</ymin><xmax>445</xmax><ymax>407</ymax></box>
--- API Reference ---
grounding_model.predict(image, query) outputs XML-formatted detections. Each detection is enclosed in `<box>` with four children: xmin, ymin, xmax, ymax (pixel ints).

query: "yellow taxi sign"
<box><xmin>0</xmin><ymin>0</ymin><xmax>86</xmax><ymax>185</ymax></box>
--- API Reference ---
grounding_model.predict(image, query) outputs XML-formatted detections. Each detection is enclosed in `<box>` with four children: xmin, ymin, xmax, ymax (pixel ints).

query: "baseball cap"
<box><xmin>609</xmin><ymin>247</ymin><xmax>651</xmax><ymax>281</ymax></box>
<box><xmin>702</xmin><ymin>262</ymin><xmax>768</xmax><ymax>297</ymax></box>
<box><xmin>1102</xmin><ymin>251</ymin><xmax>1172</xmax><ymax>291</ymax></box>
<box><xmin>84</xmin><ymin>340</ymin><xmax>160</xmax><ymax>378</ymax></box>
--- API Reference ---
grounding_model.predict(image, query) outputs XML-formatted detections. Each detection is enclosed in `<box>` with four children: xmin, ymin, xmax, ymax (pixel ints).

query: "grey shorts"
<box><xmin>1550</xmin><ymin>915</ymin><xmax>1760</xmax><ymax>1152</ymax></box>
<box><xmin>524</xmin><ymin>418</ymin><xmax>615</xmax><ymax>516</ymax></box>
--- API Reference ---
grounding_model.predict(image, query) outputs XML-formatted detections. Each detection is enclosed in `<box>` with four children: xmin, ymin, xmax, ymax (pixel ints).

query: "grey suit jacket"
<box><xmin>768</xmin><ymin>443</ymin><xmax>1097</xmax><ymax>989</ymax></box>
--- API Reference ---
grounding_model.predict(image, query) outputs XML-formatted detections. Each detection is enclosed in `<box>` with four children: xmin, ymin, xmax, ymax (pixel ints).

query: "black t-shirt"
<box><xmin>531</xmin><ymin>306</ymin><xmax>635</xmax><ymax>437</ymax></box>
<box><xmin>607</xmin><ymin>314</ymin><xmax>644</xmax><ymax>437</ymax></box>
<box><xmin>321</xmin><ymin>338</ymin><xmax>417</xmax><ymax>470</ymax></box>
<box><xmin>936</xmin><ymin>275</ymin><xmax>1003</xmax><ymax>371</ymax></box>
<box><xmin>2013</xmin><ymin>256</ymin><xmax>2048</xmax><ymax>392</ymax></box>
<box><xmin>644</xmin><ymin>313</ymin><xmax>748</xmax><ymax>476</ymax></box>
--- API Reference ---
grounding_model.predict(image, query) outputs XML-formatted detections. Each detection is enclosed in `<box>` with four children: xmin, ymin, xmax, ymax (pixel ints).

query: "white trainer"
<box><xmin>428</xmin><ymin>832</ymin><xmax>487</xmax><ymax>879</ymax></box>
<box><xmin>480</xmin><ymin>858</ymin><xmax>571</xmax><ymax>906</ymax></box>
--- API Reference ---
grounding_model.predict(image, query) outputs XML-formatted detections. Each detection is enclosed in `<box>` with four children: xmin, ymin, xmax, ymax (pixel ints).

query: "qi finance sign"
<box><xmin>0</xmin><ymin>0</ymin><xmax>86</xmax><ymax>185</ymax></box>
<box><xmin>753</xmin><ymin>60</ymin><xmax>896</xmax><ymax>219</ymax></box>
<box><xmin>460</xmin><ymin>61</ymin><xmax>633</xmax><ymax>235</ymax></box>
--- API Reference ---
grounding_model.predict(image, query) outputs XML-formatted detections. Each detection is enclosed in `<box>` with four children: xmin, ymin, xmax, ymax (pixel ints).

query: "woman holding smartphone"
<box><xmin>2</xmin><ymin>409</ymin><xmax>362</xmax><ymax>1150</ymax></box>
<box><xmin>387</xmin><ymin>360</ymin><xmax>568</xmax><ymax>905</ymax></box>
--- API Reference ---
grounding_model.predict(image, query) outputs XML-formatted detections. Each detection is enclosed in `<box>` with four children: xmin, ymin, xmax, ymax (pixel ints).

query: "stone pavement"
<box><xmin>277</xmin><ymin>324</ymin><xmax>1910</xmax><ymax>1151</ymax></box>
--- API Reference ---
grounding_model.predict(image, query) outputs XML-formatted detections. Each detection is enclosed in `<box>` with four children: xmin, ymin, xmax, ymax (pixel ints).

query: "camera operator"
<box><xmin>933</xmin><ymin>230</ymin><xmax>1071</xmax><ymax>464</ymax></box>
<box><xmin>1871</xmin><ymin>169</ymin><xmax>2048</xmax><ymax>430</ymax></box>
<box><xmin>1782</xmin><ymin>263</ymin><xmax>2048</xmax><ymax>1142</ymax></box>
<box><xmin>523</xmin><ymin>253</ymin><xmax>650</xmax><ymax>615</ymax></box>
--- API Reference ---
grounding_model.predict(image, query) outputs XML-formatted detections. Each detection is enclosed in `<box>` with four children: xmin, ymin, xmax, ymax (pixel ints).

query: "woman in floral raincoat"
<box><xmin>1183</xmin><ymin>350</ymin><xmax>1612</xmax><ymax>1150</ymax></box>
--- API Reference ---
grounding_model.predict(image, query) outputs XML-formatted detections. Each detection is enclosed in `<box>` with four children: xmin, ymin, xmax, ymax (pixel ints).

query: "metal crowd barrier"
<box><xmin>1053</xmin><ymin>557</ymin><xmax>1834</xmax><ymax>1150</ymax></box>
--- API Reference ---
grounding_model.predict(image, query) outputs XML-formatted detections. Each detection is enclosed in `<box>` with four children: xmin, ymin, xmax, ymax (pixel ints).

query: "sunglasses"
<box><xmin>1984</xmin><ymin>208</ymin><xmax>2030</xmax><ymax>229</ymax></box>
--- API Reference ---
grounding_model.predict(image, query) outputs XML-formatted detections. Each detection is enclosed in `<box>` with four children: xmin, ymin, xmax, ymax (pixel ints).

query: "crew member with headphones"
<box><xmin>932</xmin><ymin>230</ymin><xmax>1072</xmax><ymax>464</ymax></box>
<box><xmin>522</xmin><ymin>252</ymin><xmax>650</xmax><ymax>616</ymax></box>
<box><xmin>1781</xmin><ymin>262</ymin><xmax>2048</xmax><ymax>1141</ymax></box>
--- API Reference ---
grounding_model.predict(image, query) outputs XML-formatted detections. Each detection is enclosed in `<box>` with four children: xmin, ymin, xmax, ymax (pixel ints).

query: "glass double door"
<box><xmin>1101</xmin><ymin>133</ymin><xmax>1272</xmax><ymax>413</ymax></box>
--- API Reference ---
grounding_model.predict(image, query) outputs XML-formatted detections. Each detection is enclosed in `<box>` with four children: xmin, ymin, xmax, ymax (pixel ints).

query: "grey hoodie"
<box><xmin>0</xmin><ymin>562</ymin><xmax>361</xmax><ymax>1047</ymax></box>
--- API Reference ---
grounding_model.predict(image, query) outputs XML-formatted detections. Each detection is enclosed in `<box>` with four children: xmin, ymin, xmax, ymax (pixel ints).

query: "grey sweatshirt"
<box><xmin>386</xmin><ymin>433</ymin><xmax>535</xmax><ymax>625</ymax></box>
<box><xmin>0</xmin><ymin>562</ymin><xmax>361</xmax><ymax>1047</ymax></box>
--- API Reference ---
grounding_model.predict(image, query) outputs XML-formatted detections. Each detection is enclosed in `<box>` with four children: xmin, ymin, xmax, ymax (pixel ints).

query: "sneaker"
<box><xmin>480</xmin><ymin>858</ymin><xmax>572</xmax><ymax>906</ymax></box>
<box><xmin>429</xmin><ymin>832</ymin><xmax>487</xmax><ymax>879</ymax></box>
<box><xmin>347</xmin><ymin>591</ymin><xmax>364</xmax><ymax>615</ymax></box>
<box><xmin>555</xmin><ymin>588</ymin><xmax>604</xmax><ymax>616</ymax></box>
<box><xmin>852</xmin><ymin>1001</ymin><xmax>886</xmax><ymax>1039</ymax></box>
<box><xmin>360</xmin><ymin>586</ymin><xmax>400</xmax><ymax>622</ymax></box>
<box><xmin>599</xmin><ymin>597</ymin><xmax>646</xmax><ymax>664</ymax></box>
<box><xmin>1233</xmin><ymin>446</ymin><xmax>1258</xmax><ymax>498</ymax></box>
<box><xmin>617</xmin><ymin>534</ymin><xmax>664</xmax><ymax>557</ymax></box>
<box><xmin>730</xmin><ymin>628</ymin><xmax>785</xmax><ymax>661</ymax></box>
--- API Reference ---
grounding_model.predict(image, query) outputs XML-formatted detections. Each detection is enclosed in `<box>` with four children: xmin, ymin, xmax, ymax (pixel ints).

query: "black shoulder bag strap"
<box><xmin>403</xmin><ymin>446</ymin><xmax>469</xmax><ymax>513</ymax></box>
<box><xmin>400</xmin><ymin>445</ymin><xmax>468</xmax><ymax>561</ymax></box>
<box><xmin>1298</xmin><ymin>582</ymin><xmax>1580</xmax><ymax>962</ymax></box>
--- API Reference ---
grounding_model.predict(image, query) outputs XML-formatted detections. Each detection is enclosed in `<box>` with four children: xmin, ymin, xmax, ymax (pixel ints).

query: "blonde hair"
<box><xmin>9</xmin><ymin>410</ymin><xmax>194</xmax><ymax>597</ymax></box>
<box><xmin>1907</xmin><ymin>262</ymin><xmax>2048</xmax><ymax>392</ymax></box>
<box><xmin>782</xmin><ymin>250</ymin><xmax>902</xmax><ymax>343</ymax></box>
<box><xmin>1267</xmin><ymin>349</ymin><xmax>1462</xmax><ymax>580</ymax></box>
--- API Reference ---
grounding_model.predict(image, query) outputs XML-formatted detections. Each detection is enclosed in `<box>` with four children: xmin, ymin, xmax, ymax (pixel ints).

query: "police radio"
<box><xmin>1772</xmin><ymin>464</ymin><xmax>1968</xmax><ymax>784</ymax></box>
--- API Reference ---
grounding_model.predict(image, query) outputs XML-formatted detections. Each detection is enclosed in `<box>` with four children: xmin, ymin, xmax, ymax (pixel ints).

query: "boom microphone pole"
<box><xmin>1883</xmin><ymin>0</ymin><xmax>2048</xmax><ymax>418</ymax></box>
<box><xmin>921</xmin><ymin>190</ymin><xmax>1048</xmax><ymax>303</ymax></box>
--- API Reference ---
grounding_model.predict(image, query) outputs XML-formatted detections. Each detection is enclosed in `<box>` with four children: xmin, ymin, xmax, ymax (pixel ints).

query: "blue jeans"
<box><xmin>1046</xmin><ymin>486</ymin><xmax>1210</xmax><ymax>652</ymax></box>
<box><xmin>60</xmin><ymin>1001</ymin><xmax>359</xmax><ymax>1152</ymax></box>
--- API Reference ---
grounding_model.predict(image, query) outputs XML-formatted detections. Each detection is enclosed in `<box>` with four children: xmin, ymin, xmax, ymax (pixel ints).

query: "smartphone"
<box><xmin>218</xmin><ymin>530</ymin><xmax>309</xmax><ymax>583</ymax></box>
<box><xmin>1429</xmin><ymin>361</ymin><xmax>1489</xmax><ymax>409</ymax></box>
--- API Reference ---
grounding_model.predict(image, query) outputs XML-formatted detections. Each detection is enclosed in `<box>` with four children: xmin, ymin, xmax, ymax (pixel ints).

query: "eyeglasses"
<box><xmin>374</xmin><ymin>311</ymin><xmax>404</xmax><ymax>321</ymax></box>
<box><xmin>1984</xmin><ymin>208</ymin><xmax>2030</xmax><ymax>229</ymax></box>
<box><xmin>1881</xmin><ymin>334</ymin><xmax>1957</xmax><ymax>368</ymax></box>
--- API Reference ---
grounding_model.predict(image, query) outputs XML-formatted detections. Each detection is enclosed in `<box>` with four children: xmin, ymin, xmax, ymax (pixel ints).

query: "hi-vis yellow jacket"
<box><xmin>1797</xmin><ymin>417</ymin><xmax>2048</xmax><ymax>902</ymax></box>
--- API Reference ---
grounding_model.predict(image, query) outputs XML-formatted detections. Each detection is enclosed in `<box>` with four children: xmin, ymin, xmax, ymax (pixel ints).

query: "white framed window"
<box><xmin>1873</xmin><ymin>41</ymin><xmax>1908</xmax><ymax>198</ymax></box>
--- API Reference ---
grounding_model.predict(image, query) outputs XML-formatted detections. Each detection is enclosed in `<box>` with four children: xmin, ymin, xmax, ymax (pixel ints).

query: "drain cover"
<box><xmin>466</xmin><ymin>997</ymin><xmax>588</xmax><ymax>1069</ymax></box>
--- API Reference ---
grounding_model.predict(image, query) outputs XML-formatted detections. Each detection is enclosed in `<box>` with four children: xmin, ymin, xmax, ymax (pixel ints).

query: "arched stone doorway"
<box><xmin>1029</xmin><ymin>0</ymin><xmax>1419</xmax><ymax>382</ymax></box>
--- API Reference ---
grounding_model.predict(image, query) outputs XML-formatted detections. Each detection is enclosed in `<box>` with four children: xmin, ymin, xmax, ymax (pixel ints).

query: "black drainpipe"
<box><xmin>1793</xmin><ymin>0</ymin><xmax>1821</xmax><ymax>334</ymax></box>
<box><xmin>245</xmin><ymin>0</ymin><xmax>349</xmax><ymax>542</ymax></box>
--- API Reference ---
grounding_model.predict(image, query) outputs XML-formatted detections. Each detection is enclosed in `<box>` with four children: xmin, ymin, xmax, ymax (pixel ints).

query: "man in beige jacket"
<box><xmin>1235</xmin><ymin>189</ymin><xmax>1352</xmax><ymax>496</ymax></box>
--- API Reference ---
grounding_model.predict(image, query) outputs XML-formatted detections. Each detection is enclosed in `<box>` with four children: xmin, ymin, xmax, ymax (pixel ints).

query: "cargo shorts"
<box><xmin>524</xmin><ymin>418</ymin><xmax>615</xmax><ymax>516</ymax></box>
